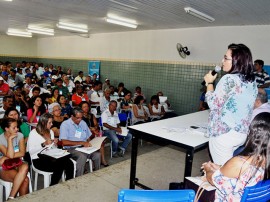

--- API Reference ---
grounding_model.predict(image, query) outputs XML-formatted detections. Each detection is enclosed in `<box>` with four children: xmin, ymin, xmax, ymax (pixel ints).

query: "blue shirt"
<box><xmin>59</xmin><ymin>118</ymin><xmax>92</xmax><ymax>148</ymax></box>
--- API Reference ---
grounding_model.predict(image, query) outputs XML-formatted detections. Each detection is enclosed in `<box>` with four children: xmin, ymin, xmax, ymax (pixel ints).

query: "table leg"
<box><xmin>129</xmin><ymin>133</ymin><xmax>139</xmax><ymax>189</ymax></box>
<box><xmin>184</xmin><ymin>149</ymin><xmax>194</xmax><ymax>180</ymax></box>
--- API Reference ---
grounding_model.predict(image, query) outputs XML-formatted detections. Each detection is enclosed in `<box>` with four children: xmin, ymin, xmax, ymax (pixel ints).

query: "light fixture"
<box><xmin>56</xmin><ymin>22</ymin><xmax>88</xmax><ymax>33</ymax></box>
<box><xmin>184</xmin><ymin>7</ymin><xmax>215</xmax><ymax>22</ymax></box>
<box><xmin>27</xmin><ymin>26</ymin><xmax>54</xmax><ymax>36</ymax></box>
<box><xmin>6</xmin><ymin>29</ymin><xmax>32</xmax><ymax>38</ymax></box>
<box><xmin>106</xmin><ymin>15</ymin><xmax>137</xmax><ymax>29</ymax></box>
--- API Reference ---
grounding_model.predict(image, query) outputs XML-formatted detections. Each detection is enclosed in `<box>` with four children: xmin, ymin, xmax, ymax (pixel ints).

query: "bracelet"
<box><xmin>205</xmin><ymin>82</ymin><xmax>213</xmax><ymax>87</ymax></box>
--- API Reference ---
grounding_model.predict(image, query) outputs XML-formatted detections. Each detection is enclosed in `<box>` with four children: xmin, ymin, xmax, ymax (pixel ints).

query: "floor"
<box><xmin>13</xmin><ymin>141</ymin><xmax>210</xmax><ymax>202</ymax></box>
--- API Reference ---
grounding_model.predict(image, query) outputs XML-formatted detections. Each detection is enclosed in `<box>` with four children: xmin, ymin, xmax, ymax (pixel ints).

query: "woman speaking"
<box><xmin>204</xmin><ymin>44</ymin><xmax>257</xmax><ymax>165</ymax></box>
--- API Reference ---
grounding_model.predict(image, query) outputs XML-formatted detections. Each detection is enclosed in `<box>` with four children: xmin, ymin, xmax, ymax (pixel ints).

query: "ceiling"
<box><xmin>0</xmin><ymin>0</ymin><xmax>269</xmax><ymax>37</ymax></box>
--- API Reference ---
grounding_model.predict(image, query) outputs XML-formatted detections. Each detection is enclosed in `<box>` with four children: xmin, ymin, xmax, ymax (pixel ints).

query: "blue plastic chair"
<box><xmin>240</xmin><ymin>179</ymin><xmax>270</xmax><ymax>202</ymax></box>
<box><xmin>118</xmin><ymin>113</ymin><xmax>129</xmax><ymax>126</ymax></box>
<box><xmin>118</xmin><ymin>189</ymin><xmax>195</xmax><ymax>202</ymax></box>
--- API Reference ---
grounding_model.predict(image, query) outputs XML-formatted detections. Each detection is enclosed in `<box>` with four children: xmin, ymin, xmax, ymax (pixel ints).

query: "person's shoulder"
<box><xmin>17</xmin><ymin>132</ymin><xmax>24</xmax><ymax>139</ymax></box>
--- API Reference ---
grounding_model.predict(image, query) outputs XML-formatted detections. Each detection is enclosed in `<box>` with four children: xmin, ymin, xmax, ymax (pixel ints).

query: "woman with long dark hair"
<box><xmin>27</xmin><ymin>96</ymin><xmax>46</xmax><ymax>123</ymax></box>
<box><xmin>204</xmin><ymin>44</ymin><xmax>258</xmax><ymax>165</ymax></box>
<box><xmin>27</xmin><ymin>113</ymin><xmax>74</xmax><ymax>185</ymax></box>
<box><xmin>0</xmin><ymin>118</ymin><xmax>29</xmax><ymax>199</ymax></box>
<box><xmin>202</xmin><ymin>112</ymin><xmax>270</xmax><ymax>201</ymax></box>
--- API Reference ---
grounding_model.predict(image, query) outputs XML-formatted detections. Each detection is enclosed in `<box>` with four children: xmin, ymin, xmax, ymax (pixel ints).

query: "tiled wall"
<box><xmin>0</xmin><ymin>55</ymin><xmax>216</xmax><ymax>115</ymax></box>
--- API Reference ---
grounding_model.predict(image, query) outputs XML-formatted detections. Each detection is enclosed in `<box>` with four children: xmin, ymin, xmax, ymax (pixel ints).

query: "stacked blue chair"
<box><xmin>240</xmin><ymin>179</ymin><xmax>270</xmax><ymax>202</ymax></box>
<box><xmin>118</xmin><ymin>189</ymin><xmax>195</xmax><ymax>202</ymax></box>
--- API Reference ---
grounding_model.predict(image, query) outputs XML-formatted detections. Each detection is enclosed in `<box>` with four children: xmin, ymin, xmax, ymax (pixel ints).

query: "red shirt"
<box><xmin>0</xmin><ymin>83</ymin><xmax>9</xmax><ymax>94</ymax></box>
<box><xmin>72</xmin><ymin>93</ymin><xmax>89</xmax><ymax>105</ymax></box>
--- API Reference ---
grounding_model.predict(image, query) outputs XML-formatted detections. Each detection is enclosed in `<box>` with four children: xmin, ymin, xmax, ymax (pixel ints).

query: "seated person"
<box><xmin>48</xmin><ymin>103</ymin><xmax>68</xmax><ymax>138</ymax></box>
<box><xmin>101</xmin><ymin>100</ymin><xmax>132</xmax><ymax>157</ymax></box>
<box><xmin>59</xmin><ymin>108</ymin><xmax>101</xmax><ymax>176</ymax></box>
<box><xmin>48</xmin><ymin>88</ymin><xmax>59</xmax><ymax>104</ymax></box>
<box><xmin>157</xmin><ymin>91</ymin><xmax>171</xmax><ymax>111</ymax></box>
<box><xmin>0</xmin><ymin>108</ymin><xmax>30</xmax><ymax>143</ymax></box>
<box><xmin>0</xmin><ymin>95</ymin><xmax>14</xmax><ymax>119</ymax></box>
<box><xmin>14</xmin><ymin>87</ymin><xmax>29</xmax><ymax>120</ymax></box>
<box><xmin>198</xmin><ymin>86</ymin><xmax>209</xmax><ymax>111</ymax></box>
<box><xmin>251</xmin><ymin>88</ymin><xmax>270</xmax><ymax>120</ymax></box>
<box><xmin>72</xmin><ymin>85</ymin><xmax>89</xmax><ymax>106</ymax></box>
<box><xmin>202</xmin><ymin>112</ymin><xmax>270</xmax><ymax>201</ymax></box>
<box><xmin>133</xmin><ymin>86</ymin><xmax>146</xmax><ymax>101</ymax></box>
<box><xmin>57</xmin><ymin>95</ymin><xmax>72</xmax><ymax>117</ymax></box>
<box><xmin>132</xmin><ymin>95</ymin><xmax>149</xmax><ymax>125</ymax></box>
<box><xmin>148</xmin><ymin>95</ymin><xmax>165</xmax><ymax>120</ymax></box>
<box><xmin>27</xmin><ymin>96</ymin><xmax>47</xmax><ymax>123</ymax></box>
<box><xmin>0</xmin><ymin>118</ymin><xmax>29</xmax><ymax>200</ymax></box>
<box><xmin>80</xmin><ymin>101</ymin><xmax>108</xmax><ymax>167</ymax></box>
<box><xmin>0</xmin><ymin>76</ymin><xmax>10</xmax><ymax>96</ymax></box>
<box><xmin>27</xmin><ymin>113</ymin><xmax>74</xmax><ymax>185</ymax></box>
<box><xmin>89</xmin><ymin>81</ymin><xmax>102</xmax><ymax>106</ymax></box>
<box><xmin>109</xmin><ymin>85</ymin><xmax>118</xmax><ymax>96</ymax></box>
<box><xmin>120</xmin><ymin>90</ymin><xmax>133</xmax><ymax>112</ymax></box>
<box><xmin>117</xmin><ymin>82</ymin><xmax>126</xmax><ymax>97</ymax></box>
<box><xmin>100</xmin><ymin>88</ymin><xmax>111</xmax><ymax>113</ymax></box>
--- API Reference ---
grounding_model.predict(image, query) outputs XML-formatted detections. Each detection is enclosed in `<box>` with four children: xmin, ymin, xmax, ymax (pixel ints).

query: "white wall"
<box><xmin>0</xmin><ymin>35</ymin><xmax>37</xmax><ymax>56</ymax></box>
<box><xmin>36</xmin><ymin>25</ymin><xmax>270</xmax><ymax>64</ymax></box>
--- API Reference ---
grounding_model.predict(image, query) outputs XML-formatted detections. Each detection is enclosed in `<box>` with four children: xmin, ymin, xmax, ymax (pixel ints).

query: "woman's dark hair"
<box><xmin>134</xmin><ymin>95</ymin><xmax>144</xmax><ymax>105</ymax></box>
<box><xmin>150</xmin><ymin>95</ymin><xmax>160</xmax><ymax>105</ymax></box>
<box><xmin>31</xmin><ymin>96</ymin><xmax>46</xmax><ymax>115</ymax></box>
<box><xmin>4</xmin><ymin>107</ymin><xmax>22</xmax><ymax>126</ymax></box>
<box><xmin>51</xmin><ymin>88</ymin><xmax>59</xmax><ymax>97</ymax></box>
<box><xmin>79</xmin><ymin>101</ymin><xmax>90</xmax><ymax>112</ymax></box>
<box><xmin>1</xmin><ymin>118</ymin><xmax>17</xmax><ymax>131</ymax></box>
<box><xmin>227</xmin><ymin>43</ymin><xmax>255</xmax><ymax>82</ymax></box>
<box><xmin>36</xmin><ymin>113</ymin><xmax>53</xmax><ymax>136</ymax></box>
<box><xmin>57</xmin><ymin>95</ymin><xmax>66</xmax><ymax>104</ymax></box>
<box><xmin>118</xmin><ymin>82</ymin><xmax>124</xmax><ymax>88</ymax></box>
<box><xmin>124</xmin><ymin>90</ymin><xmax>131</xmax><ymax>97</ymax></box>
<box><xmin>240</xmin><ymin>112</ymin><xmax>270</xmax><ymax>180</ymax></box>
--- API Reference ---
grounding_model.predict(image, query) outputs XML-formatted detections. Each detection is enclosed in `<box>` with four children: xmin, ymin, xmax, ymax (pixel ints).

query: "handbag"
<box><xmin>2</xmin><ymin>158</ymin><xmax>23</xmax><ymax>170</ymax></box>
<box><xmin>185</xmin><ymin>177</ymin><xmax>216</xmax><ymax>202</ymax></box>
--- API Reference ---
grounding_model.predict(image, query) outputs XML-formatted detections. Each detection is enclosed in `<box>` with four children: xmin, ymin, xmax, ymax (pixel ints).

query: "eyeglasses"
<box><xmin>53</xmin><ymin>108</ymin><xmax>61</xmax><ymax>112</ymax></box>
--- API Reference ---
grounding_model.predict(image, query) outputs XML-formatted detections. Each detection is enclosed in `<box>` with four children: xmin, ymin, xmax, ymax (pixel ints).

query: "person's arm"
<box><xmin>61</xmin><ymin>139</ymin><xmax>90</xmax><ymax>147</ymax></box>
<box><xmin>259</xmin><ymin>82</ymin><xmax>270</xmax><ymax>88</ymax></box>
<box><xmin>28</xmin><ymin>106</ymin><xmax>38</xmax><ymax>123</ymax></box>
<box><xmin>160</xmin><ymin>105</ymin><xmax>166</xmax><ymax>115</ymax></box>
<box><xmin>103</xmin><ymin>123</ymin><xmax>121</xmax><ymax>133</ymax></box>
<box><xmin>51</xmin><ymin>127</ymin><xmax>60</xmax><ymax>138</ymax></box>
<box><xmin>133</xmin><ymin>105</ymin><xmax>146</xmax><ymax>119</ymax></box>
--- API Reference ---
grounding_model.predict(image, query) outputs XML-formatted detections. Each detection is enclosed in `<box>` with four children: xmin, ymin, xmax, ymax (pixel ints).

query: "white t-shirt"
<box><xmin>101</xmin><ymin>109</ymin><xmax>120</xmax><ymax>130</ymax></box>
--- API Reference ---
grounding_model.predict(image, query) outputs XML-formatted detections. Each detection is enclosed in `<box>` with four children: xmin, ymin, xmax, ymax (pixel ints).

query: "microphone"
<box><xmin>201</xmin><ymin>66</ymin><xmax>221</xmax><ymax>86</ymax></box>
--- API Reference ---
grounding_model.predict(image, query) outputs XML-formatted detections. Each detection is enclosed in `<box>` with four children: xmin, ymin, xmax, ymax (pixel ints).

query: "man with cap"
<box><xmin>102</xmin><ymin>78</ymin><xmax>110</xmax><ymax>91</ymax></box>
<box><xmin>1</xmin><ymin>71</ymin><xmax>14</xmax><ymax>88</ymax></box>
<box><xmin>74</xmin><ymin>71</ymin><xmax>85</xmax><ymax>83</ymax></box>
<box><xmin>53</xmin><ymin>78</ymin><xmax>69</xmax><ymax>98</ymax></box>
<box><xmin>0</xmin><ymin>76</ymin><xmax>10</xmax><ymax>96</ymax></box>
<box><xmin>50</xmin><ymin>75</ymin><xmax>58</xmax><ymax>87</ymax></box>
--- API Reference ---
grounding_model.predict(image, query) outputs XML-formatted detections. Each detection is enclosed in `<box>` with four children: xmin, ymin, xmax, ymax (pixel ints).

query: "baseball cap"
<box><xmin>1</xmin><ymin>71</ymin><xmax>9</xmax><ymax>76</ymax></box>
<box><xmin>105</xmin><ymin>78</ymin><xmax>110</xmax><ymax>81</ymax></box>
<box><xmin>43</xmin><ymin>72</ymin><xmax>50</xmax><ymax>77</ymax></box>
<box><xmin>0</xmin><ymin>76</ymin><xmax>3</xmax><ymax>81</ymax></box>
<box><xmin>52</xmin><ymin>75</ymin><xmax>58</xmax><ymax>80</ymax></box>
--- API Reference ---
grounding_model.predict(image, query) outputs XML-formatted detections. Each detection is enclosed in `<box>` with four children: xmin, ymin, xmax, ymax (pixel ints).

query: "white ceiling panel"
<box><xmin>0</xmin><ymin>0</ymin><xmax>269</xmax><ymax>37</ymax></box>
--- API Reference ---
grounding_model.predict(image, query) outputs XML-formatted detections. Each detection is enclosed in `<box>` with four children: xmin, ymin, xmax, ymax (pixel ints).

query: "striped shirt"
<box><xmin>254</xmin><ymin>70</ymin><xmax>270</xmax><ymax>87</ymax></box>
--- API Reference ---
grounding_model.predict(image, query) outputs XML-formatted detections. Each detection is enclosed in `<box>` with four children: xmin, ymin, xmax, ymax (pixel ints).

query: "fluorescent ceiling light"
<box><xmin>106</xmin><ymin>17</ymin><xmax>137</xmax><ymax>28</ymax></box>
<box><xmin>6</xmin><ymin>29</ymin><xmax>32</xmax><ymax>37</ymax></box>
<box><xmin>27</xmin><ymin>26</ymin><xmax>54</xmax><ymax>36</ymax></box>
<box><xmin>2</xmin><ymin>0</ymin><xmax>13</xmax><ymax>1</ymax></box>
<box><xmin>184</xmin><ymin>7</ymin><xmax>215</xmax><ymax>22</ymax></box>
<box><xmin>57</xmin><ymin>22</ymin><xmax>88</xmax><ymax>33</ymax></box>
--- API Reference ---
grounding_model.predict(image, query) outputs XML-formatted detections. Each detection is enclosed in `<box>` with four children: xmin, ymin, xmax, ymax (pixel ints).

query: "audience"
<box><xmin>59</xmin><ymin>108</ymin><xmax>101</xmax><ymax>176</ymax></box>
<box><xmin>27</xmin><ymin>113</ymin><xmax>74</xmax><ymax>185</ymax></box>
<box><xmin>148</xmin><ymin>95</ymin><xmax>165</xmax><ymax>120</ymax></box>
<box><xmin>0</xmin><ymin>118</ymin><xmax>29</xmax><ymax>200</ymax></box>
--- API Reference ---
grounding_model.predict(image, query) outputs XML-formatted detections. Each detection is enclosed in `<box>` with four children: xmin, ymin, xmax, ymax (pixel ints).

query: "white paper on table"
<box><xmin>75</xmin><ymin>147</ymin><xmax>99</xmax><ymax>155</ymax></box>
<box><xmin>75</xmin><ymin>137</ymin><xmax>106</xmax><ymax>154</ymax></box>
<box><xmin>185</xmin><ymin>176</ymin><xmax>216</xmax><ymax>191</ymax></box>
<box><xmin>162</xmin><ymin>126</ymin><xmax>187</xmax><ymax>133</ymax></box>
<box><xmin>41</xmin><ymin>148</ymin><xmax>70</xmax><ymax>159</ymax></box>
<box><xmin>89</xmin><ymin>137</ymin><xmax>106</xmax><ymax>149</ymax></box>
<box><xmin>116</xmin><ymin>127</ymin><xmax>128</xmax><ymax>136</ymax></box>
